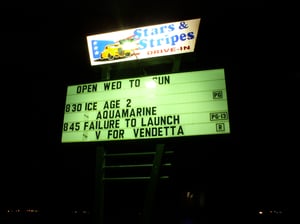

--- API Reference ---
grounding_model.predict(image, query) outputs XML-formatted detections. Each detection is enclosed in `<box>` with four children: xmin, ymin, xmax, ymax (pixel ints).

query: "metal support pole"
<box><xmin>172</xmin><ymin>55</ymin><xmax>181</xmax><ymax>73</ymax></box>
<box><xmin>142</xmin><ymin>143</ymin><xmax>165</xmax><ymax>224</ymax></box>
<box><xmin>94</xmin><ymin>145</ymin><xmax>105</xmax><ymax>224</ymax></box>
<box><xmin>101</xmin><ymin>65</ymin><xmax>111</xmax><ymax>81</ymax></box>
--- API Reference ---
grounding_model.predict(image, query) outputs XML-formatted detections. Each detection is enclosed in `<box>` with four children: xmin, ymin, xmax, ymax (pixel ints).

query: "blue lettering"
<box><xmin>171</xmin><ymin>35</ymin><xmax>179</xmax><ymax>46</ymax></box>
<box><xmin>134</xmin><ymin>29</ymin><xmax>143</xmax><ymax>39</ymax></box>
<box><xmin>151</xmin><ymin>27</ymin><xmax>159</xmax><ymax>35</ymax></box>
<box><xmin>187</xmin><ymin>31</ymin><xmax>195</xmax><ymax>40</ymax></box>
<box><xmin>165</xmin><ymin>35</ymin><xmax>170</xmax><ymax>44</ymax></box>
<box><xmin>157</xmin><ymin>38</ymin><xmax>164</xmax><ymax>46</ymax></box>
<box><xmin>139</xmin><ymin>39</ymin><xmax>147</xmax><ymax>50</ymax></box>
<box><xmin>180</xmin><ymin>33</ymin><xmax>187</xmax><ymax>41</ymax></box>
<box><xmin>168</xmin><ymin>24</ymin><xmax>175</xmax><ymax>32</ymax></box>
<box><xmin>134</xmin><ymin>23</ymin><xmax>194</xmax><ymax>50</ymax></box>
<box><xmin>149</xmin><ymin>39</ymin><xmax>155</xmax><ymax>48</ymax></box>
<box><xmin>143</xmin><ymin>28</ymin><xmax>149</xmax><ymax>37</ymax></box>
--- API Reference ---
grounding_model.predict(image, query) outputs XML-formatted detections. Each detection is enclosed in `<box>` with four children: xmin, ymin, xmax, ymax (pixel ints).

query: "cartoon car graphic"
<box><xmin>100</xmin><ymin>42</ymin><xmax>133</xmax><ymax>60</ymax></box>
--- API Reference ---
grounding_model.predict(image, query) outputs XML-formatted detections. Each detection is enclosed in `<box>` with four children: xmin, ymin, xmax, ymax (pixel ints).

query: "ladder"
<box><xmin>94</xmin><ymin>143</ymin><xmax>174</xmax><ymax>224</ymax></box>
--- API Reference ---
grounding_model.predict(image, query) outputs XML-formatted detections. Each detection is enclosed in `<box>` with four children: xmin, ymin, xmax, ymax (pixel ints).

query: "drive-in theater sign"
<box><xmin>61</xmin><ymin>69</ymin><xmax>230</xmax><ymax>143</ymax></box>
<box><xmin>86</xmin><ymin>18</ymin><xmax>201</xmax><ymax>66</ymax></box>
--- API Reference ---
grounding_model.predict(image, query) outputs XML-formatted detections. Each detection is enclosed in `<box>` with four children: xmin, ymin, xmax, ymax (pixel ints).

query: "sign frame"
<box><xmin>61</xmin><ymin>68</ymin><xmax>230</xmax><ymax>143</ymax></box>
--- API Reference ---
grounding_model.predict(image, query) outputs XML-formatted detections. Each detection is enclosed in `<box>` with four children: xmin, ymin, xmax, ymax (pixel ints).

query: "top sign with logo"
<box><xmin>86</xmin><ymin>18</ymin><xmax>201</xmax><ymax>66</ymax></box>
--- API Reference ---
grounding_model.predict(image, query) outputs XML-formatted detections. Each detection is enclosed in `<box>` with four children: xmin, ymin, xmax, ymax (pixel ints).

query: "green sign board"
<box><xmin>61</xmin><ymin>68</ymin><xmax>230</xmax><ymax>143</ymax></box>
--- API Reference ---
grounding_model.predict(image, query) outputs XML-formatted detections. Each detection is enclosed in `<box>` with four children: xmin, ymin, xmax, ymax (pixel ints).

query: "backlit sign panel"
<box><xmin>61</xmin><ymin>68</ymin><xmax>230</xmax><ymax>143</ymax></box>
<box><xmin>86</xmin><ymin>18</ymin><xmax>201</xmax><ymax>66</ymax></box>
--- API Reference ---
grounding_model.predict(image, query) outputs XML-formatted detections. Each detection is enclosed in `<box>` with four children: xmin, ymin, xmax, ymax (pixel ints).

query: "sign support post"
<box><xmin>94</xmin><ymin>145</ymin><xmax>105</xmax><ymax>224</ymax></box>
<box><xmin>142</xmin><ymin>143</ymin><xmax>165</xmax><ymax>224</ymax></box>
<box><xmin>172</xmin><ymin>55</ymin><xmax>181</xmax><ymax>73</ymax></box>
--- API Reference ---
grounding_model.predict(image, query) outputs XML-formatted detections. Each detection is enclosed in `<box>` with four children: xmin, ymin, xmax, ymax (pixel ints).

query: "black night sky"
<box><xmin>1</xmin><ymin>3</ymin><xmax>299</xmax><ymax>224</ymax></box>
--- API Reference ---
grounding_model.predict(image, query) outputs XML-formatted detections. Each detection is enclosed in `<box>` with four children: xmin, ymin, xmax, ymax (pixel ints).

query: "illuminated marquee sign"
<box><xmin>86</xmin><ymin>18</ymin><xmax>201</xmax><ymax>66</ymax></box>
<box><xmin>61</xmin><ymin>68</ymin><xmax>230</xmax><ymax>143</ymax></box>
